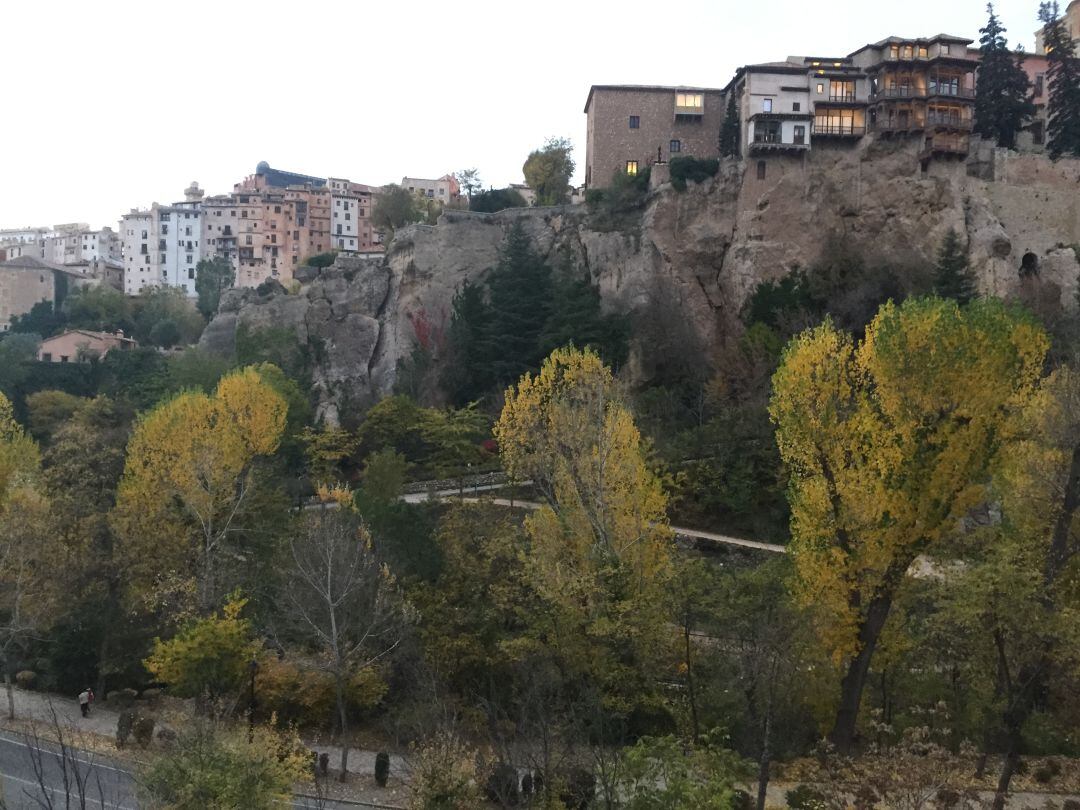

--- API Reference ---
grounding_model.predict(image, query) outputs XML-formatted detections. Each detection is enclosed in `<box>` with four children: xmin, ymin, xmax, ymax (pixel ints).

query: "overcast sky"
<box><xmin>1</xmin><ymin>0</ymin><xmax>1042</xmax><ymax>230</ymax></box>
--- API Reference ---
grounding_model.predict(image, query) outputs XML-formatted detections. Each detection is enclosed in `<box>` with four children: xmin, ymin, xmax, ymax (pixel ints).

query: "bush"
<box><xmin>14</xmin><ymin>670</ymin><xmax>36</xmax><ymax>690</ymax></box>
<box><xmin>786</xmin><ymin>784</ymin><xmax>829</xmax><ymax>810</ymax></box>
<box><xmin>375</xmin><ymin>751</ymin><xmax>390</xmax><ymax>787</ymax></box>
<box><xmin>303</xmin><ymin>252</ymin><xmax>337</xmax><ymax>268</ymax></box>
<box><xmin>133</xmin><ymin>714</ymin><xmax>156</xmax><ymax>749</ymax></box>
<box><xmin>117</xmin><ymin>710</ymin><xmax>135</xmax><ymax>748</ymax></box>
<box><xmin>559</xmin><ymin>767</ymin><xmax>595</xmax><ymax>810</ymax></box>
<box><xmin>1034</xmin><ymin>758</ymin><xmax>1062</xmax><ymax>783</ymax></box>
<box><xmin>408</xmin><ymin>731</ymin><xmax>481</xmax><ymax>810</ymax></box>
<box><xmin>669</xmin><ymin>156</ymin><xmax>720</xmax><ymax>191</ymax></box>
<box><xmin>587</xmin><ymin>167</ymin><xmax>651</xmax><ymax>231</ymax></box>
<box><xmin>107</xmin><ymin>688</ymin><xmax>139</xmax><ymax>709</ymax></box>
<box><xmin>484</xmin><ymin>762</ymin><xmax>519</xmax><ymax>805</ymax></box>
<box><xmin>470</xmin><ymin>188</ymin><xmax>527</xmax><ymax>213</ymax></box>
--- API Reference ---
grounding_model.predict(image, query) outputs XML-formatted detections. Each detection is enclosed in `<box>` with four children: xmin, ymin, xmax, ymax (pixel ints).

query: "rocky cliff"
<box><xmin>200</xmin><ymin>138</ymin><xmax>1080</xmax><ymax>423</ymax></box>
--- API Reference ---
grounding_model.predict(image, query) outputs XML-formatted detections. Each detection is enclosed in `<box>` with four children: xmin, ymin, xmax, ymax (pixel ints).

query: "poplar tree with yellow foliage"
<box><xmin>495</xmin><ymin>346</ymin><xmax>674</xmax><ymax>719</ymax></box>
<box><xmin>769</xmin><ymin>297</ymin><xmax>1047</xmax><ymax>752</ymax></box>
<box><xmin>113</xmin><ymin>367</ymin><xmax>288</xmax><ymax>616</ymax></box>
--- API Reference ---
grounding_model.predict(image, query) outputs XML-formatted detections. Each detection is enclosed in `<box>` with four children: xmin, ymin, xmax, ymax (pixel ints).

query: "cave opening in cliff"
<box><xmin>1020</xmin><ymin>251</ymin><xmax>1039</xmax><ymax>278</ymax></box>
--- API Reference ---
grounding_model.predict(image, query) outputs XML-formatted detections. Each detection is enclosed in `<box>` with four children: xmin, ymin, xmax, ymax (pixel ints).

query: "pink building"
<box><xmin>38</xmin><ymin>330</ymin><xmax>136</xmax><ymax>363</ymax></box>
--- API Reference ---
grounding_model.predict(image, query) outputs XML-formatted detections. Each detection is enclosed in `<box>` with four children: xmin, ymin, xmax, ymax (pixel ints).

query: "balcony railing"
<box><xmin>927</xmin><ymin>112</ymin><xmax>973</xmax><ymax>129</ymax></box>
<box><xmin>813</xmin><ymin>125</ymin><xmax>866</xmax><ymax>137</ymax></box>
<box><xmin>674</xmin><ymin>105</ymin><xmax>704</xmax><ymax>116</ymax></box>
<box><xmin>871</xmin><ymin>85</ymin><xmax>974</xmax><ymax>101</ymax></box>
<box><xmin>827</xmin><ymin>93</ymin><xmax>858</xmax><ymax>103</ymax></box>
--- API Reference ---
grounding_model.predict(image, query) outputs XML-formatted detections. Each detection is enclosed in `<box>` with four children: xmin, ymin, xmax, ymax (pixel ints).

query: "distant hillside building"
<box><xmin>401</xmin><ymin>175</ymin><xmax>461</xmax><ymax>204</ymax></box>
<box><xmin>38</xmin><ymin>329</ymin><xmax>136</xmax><ymax>363</ymax></box>
<box><xmin>120</xmin><ymin>186</ymin><xmax>205</xmax><ymax>297</ymax></box>
<box><xmin>1035</xmin><ymin>0</ymin><xmax>1080</xmax><ymax>54</ymax></box>
<box><xmin>583</xmin><ymin>85</ymin><xmax>726</xmax><ymax>188</ymax></box>
<box><xmin>0</xmin><ymin>255</ymin><xmax>61</xmax><ymax>332</ymax></box>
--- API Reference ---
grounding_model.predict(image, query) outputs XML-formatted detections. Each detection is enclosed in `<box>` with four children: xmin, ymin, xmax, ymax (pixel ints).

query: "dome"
<box><xmin>256</xmin><ymin>161</ymin><xmax>270</xmax><ymax>174</ymax></box>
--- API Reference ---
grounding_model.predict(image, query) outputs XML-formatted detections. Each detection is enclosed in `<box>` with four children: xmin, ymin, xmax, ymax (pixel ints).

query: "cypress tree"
<box><xmin>440</xmin><ymin>280</ymin><xmax>492</xmax><ymax>406</ymax></box>
<box><xmin>1039</xmin><ymin>1</ymin><xmax>1080</xmax><ymax>158</ymax></box>
<box><xmin>482</xmin><ymin>222</ymin><xmax>553</xmax><ymax>386</ymax></box>
<box><xmin>719</xmin><ymin>93</ymin><xmax>740</xmax><ymax>157</ymax></box>
<box><xmin>540</xmin><ymin>265</ymin><xmax>630</xmax><ymax>368</ymax></box>
<box><xmin>933</xmin><ymin>229</ymin><xmax>977</xmax><ymax>305</ymax></box>
<box><xmin>974</xmin><ymin>4</ymin><xmax>1036</xmax><ymax>148</ymax></box>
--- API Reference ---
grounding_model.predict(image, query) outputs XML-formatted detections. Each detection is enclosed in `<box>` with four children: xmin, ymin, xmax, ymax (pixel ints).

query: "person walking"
<box><xmin>78</xmin><ymin>688</ymin><xmax>91</xmax><ymax>718</ymax></box>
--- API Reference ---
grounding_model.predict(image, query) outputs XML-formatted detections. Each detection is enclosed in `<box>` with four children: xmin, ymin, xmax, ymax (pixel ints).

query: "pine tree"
<box><xmin>1040</xmin><ymin>1</ymin><xmax>1080</xmax><ymax>158</ymax></box>
<box><xmin>440</xmin><ymin>281</ymin><xmax>492</xmax><ymax>406</ymax></box>
<box><xmin>933</xmin><ymin>229</ymin><xmax>977</xmax><ymax>304</ymax></box>
<box><xmin>481</xmin><ymin>222</ymin><xmax>554</xmax><ymax>387</ymax></box>
<box><xmin>974</xmin><ymin>4</ymin><xmax>1035</xmax><ymax>148</ymax></box>
<box><xmin>719</xmin><ymin>93</ymin><xmax>740</xmax><ymax>157</ymax></box>
<box><xmin>540</xmin><ymin>262</ymin><xmax>630</xmax><ymax>368</ymax></box>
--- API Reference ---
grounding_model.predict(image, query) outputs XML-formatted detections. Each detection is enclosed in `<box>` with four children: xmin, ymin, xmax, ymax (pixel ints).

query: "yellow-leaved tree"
<box><xmin>113</xmin><ymin>366</ymin><xmax>287</xmax><ymax>616</ymax></box>
<box><xmin>495</xmin><ymin>346</ymin><xmax>673</xmax><ymax>715</ymax></box>
<box><xmin>769</xmin><ymin>297</ymin><xmax>1046</xmax><ymax>752</ymax></box>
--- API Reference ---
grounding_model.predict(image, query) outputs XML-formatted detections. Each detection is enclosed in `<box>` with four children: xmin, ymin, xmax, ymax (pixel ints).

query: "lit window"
<box><xmin>629</xmin><ymin>115</ymin><xmax>640</xmax><ymax>129</ymax></box>
<box><xmin>817</xmin><ymin>83</ymin><xmax>824</xmax><ymax>93</ymax></box>
<box><xmin>675</xmin><ymin>93</ymin><xmax>703</xmax><ymax>108</ymax></box>
<box><xmin>626</xmin><ymin>161</ymin><xmax>639</xmax><ymax>176</ymax></box>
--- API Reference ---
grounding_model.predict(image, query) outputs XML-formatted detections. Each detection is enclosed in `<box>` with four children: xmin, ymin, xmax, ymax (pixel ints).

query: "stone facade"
<box><xmin>0</xmin><ymin>256</ymin><xmax>57</xmax><ymax>332</ymax></box>
<box><xmin>584</xmin><ymin>85</ymin><xmax>726</xmax><ymax>188</ymax></box>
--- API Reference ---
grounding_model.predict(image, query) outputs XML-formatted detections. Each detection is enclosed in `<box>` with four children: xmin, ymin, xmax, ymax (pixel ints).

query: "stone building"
<box><xmin>583</xmin><ymin>85</ymin><xmax>726</xmax><ymax>188</ymax></box>
<box><xmin>401</xmin><ymin>175</ymin><xmax>461</xmax><ymax>205</ymax></box>
<box><xmin>0</xmin><ymin>255</ymin><xmax>59</xmax><ymax>332</ymax></box>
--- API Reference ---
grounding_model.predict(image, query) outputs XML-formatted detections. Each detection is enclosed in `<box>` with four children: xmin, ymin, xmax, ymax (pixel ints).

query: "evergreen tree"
<box><xmin>719</xmin><ymin>93</ymin><xmax>740</xmax><ymax>157</ymax></box>
<box><xmin>540</xmin><ymin>261</ymin><xmax>630</xmax><ymax>368</ymax></box>
<box><xmin>481</xmin><ymin>222</ymin><xmax>553</xmax><ymax>386</ymax></box>
<box><xmin>1040</xmin><ymin>1</ymin><xmax>1080</xmax><ymax>158</ymax></box>
<box><xmin>440</xmin><ymin>280</ymin><xmax>493</xmax><ymax>406</ymax></box>
<box><xmin>933</xmin><ymin>229</ymin><xmax>977</xmax><ymax>304</ymax></box>
<box><xmin>974</xmin><ymin>4</ymin><xmax>1035</xmax><ymax>148</ymax></box>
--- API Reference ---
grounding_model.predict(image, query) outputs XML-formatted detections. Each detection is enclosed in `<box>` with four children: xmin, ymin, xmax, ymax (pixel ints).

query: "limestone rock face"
<box><xmin>201</xmin><ymin>140</ymin><xmax>1080</xmax><ymax>422</ymax></box>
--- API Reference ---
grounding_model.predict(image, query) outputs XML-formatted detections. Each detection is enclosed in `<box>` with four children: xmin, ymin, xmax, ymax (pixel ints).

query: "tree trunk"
<box><xmin>336</xmin><ymin>676</ymin><xmax>349</xmax><ymax>782</ymax></box>
<box><xmin>829</xmin><ymin>591</ymin><xmax>893</xmax><ymax>753</ymax></box>
<box><xmin>992</xmin><ymin>726</ymin><xmax>1022</xmax><ymax>810</ymax></box>
<box><xmin>684</xmin><ymin>619</ymin><xmax>699</xmax><ymax>740</ymax></box>
<box><xmin>755</xmin><ymin>693</ymin><xmax>773</xmax><ymax>810</ymax></box>
<box><xmin>4</xmin><ymin>671</ymin><xmax>14</xmax><ymax>721</ymax></box>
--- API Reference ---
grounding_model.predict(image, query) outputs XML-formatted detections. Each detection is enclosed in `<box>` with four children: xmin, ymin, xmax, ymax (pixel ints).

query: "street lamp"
<box><xmin>248</xmin><ymin>655</ymin><xmax>258</xmax><ymax>742</ymax></box>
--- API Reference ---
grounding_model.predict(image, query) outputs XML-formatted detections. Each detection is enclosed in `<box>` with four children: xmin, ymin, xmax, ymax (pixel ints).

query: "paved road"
<box><xmin>403</xmin><ymin>487</ymin><xmax>787</xmax><ymax>554</ymax></box>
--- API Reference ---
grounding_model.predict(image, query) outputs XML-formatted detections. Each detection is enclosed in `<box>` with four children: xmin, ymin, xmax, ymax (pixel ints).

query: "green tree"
<box><xmin>141</xmin><ymin>722</ymin><xmax>309</xmax><ymax>809</ymax></box>
<box><xmin>195</xmin><ymin>257</ymin><xmax>236</xmax><ymax>319</ymax></box>
<box><xmin>0</xmin><ymin>333</ymin><xmax>41</xmax><ymax>401</ymax></box>
<box><xmin>482</xmin><ymin>222</ymin><xmax>554</xmax><ymax>386</ymax></box>
<box><xmin>133</xmin><ymin>286</ymin><xmax>204</xmax><ymax>347</ymax></box>
<box><xmin>540</xmin><ymin>261</ymin><xmax>630</xmax><ymax>367</ymax></box>
<box><xmin>469</xmin><ymin>187</ymin><xmax>527</xmax><ymax>213</ymax></box>
<box><xmin>63</xmin><ymin>285</ymin><xmax>133</xmax><ymax>334</ymax></box>
<box><xmin>372</xmin><ymin>184</ymin><xmax>418</xmax><ymax>236</ymax></box>
<box><xmin>9</xmin><ymin>301</ymin><xmax>66</xmax><ymax>338</ymax></box>
<box><xmin>144</xmin><ymin>593</ymin><xmax>258</xmax><ymax>708</ymax></box>
<box><xmin>769</xmin><ymin>297</ymin><xmax>1047</xmax><ymax>753</ymax></box>
<box><xmin>617</xmin><ymin>732</ymin><xmax>746</xmax><ymax>810</ymax></box>
<box><xmin>720</xmin><ymin>93</ymin><xmax>741</xmax><ymax>157</ymax></box>
<box><xmin>933</xmin><ymin>228</ymin><xmax>978</xmax><ymax>304</ymax></box>
<box><xmin>522</xmin><ymin>137</ymin><xmax>575</xmax><ymax>206</ymax></box>
<box><xmin>1040</xmin><ymin>1</ymin><xmax>1080</xmax><ymax>158</ymax></box>
<box><xmin>974</xmin><ymin>4</ymin><xmax>1035</xmax><ymax>148</ymax></box>
<box><xmin>440</xmin><ymin>281</ymin><xmax>492</xmax><ymax>405</ymax></box>
<box><xmin>25</xmin><ymin>390</ymin><xmax>87</xmax><ymax>444</ymax></box>
<box><xmin>455</xmin><ymin>168</ymin><xmax>482</xmax><ymax>201</ymax></box>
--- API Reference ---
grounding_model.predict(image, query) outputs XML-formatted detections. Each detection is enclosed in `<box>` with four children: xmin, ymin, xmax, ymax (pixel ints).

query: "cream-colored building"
<box><xmin>401</xmin><ymin>175</ymin><xmax>461</xmax><ymax>204</ymax></box>
<box><xmin>38</xmin><ymin>329</ymin><xmax>136</xmax><ymax>363</ymax></box>
<box><xmin>0</xmin><ymin>256</ymin><xmax>58</xmax><ymax>332</ymax></box>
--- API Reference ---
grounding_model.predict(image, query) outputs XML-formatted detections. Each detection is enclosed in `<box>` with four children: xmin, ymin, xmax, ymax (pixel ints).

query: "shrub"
<box><xmin>375</xmin><ymin>751</ymin><xmax>390</xmax><ymax>787</ymax></box>
<box><xmin>133</xmin><ymin>714</ymin><xmax>156</xmax><ymax>749</ymax></box>
<box><xmin>669</xmin><ymin>156</ymin><xmax>720</xmax><ymax>191</ymax></box>
<box><xmin>786</xmin><ymin>784</ymin><xmax>829</xmax><ymax>810</ymax></box>
<box><xmin>470</xmin><ymin>188</ymin><xmax>528</xmax><ymax>213</ymax></box>
<box><xmin>117</xmin><ymin>710</ymin><xmax>135</xmax><ymax>748</ymax></box>
<box><xmin>408</xmin><ymin>731</ymin><xmax>481</xmax><ymax>810</ymax></box>
<box><xmin>14</xmin><ymin>670</ymin><xmax>36</xmax><ymax>690</ymax></box>
<box><xmin>1034</xmin><ymin>758</ymin><xmax>1062</xmax><ymax>783</ymax></box>
<box><xmin>484</xmin><ymin>762</ymin><xmax>519</xmax><ymax>805</ymax></box>
<box><xmin>107</xmin><ymin>688</ymin><xmax>139</xmax><ymax>709</ymax></box>
<box><xmin>559</xmin><ymin>767</ymin><xmax>595</xmax><ymax>810</ymax></box>
<box><xmin>303</xmin><ymin>252</ymin><xmax>337</xmax><ymax>268</ymax></box>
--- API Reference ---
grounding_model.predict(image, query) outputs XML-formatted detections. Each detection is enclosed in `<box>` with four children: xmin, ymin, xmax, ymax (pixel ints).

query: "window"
<box><xmin>629</xmin><ymin>115</ymin><xmax>640</xmax><ymax>129</ymax></box>
<box><xmin>817</xmin><ymin>83</ymin><xmax>824</xmax><ymax>94</ymax></box>
<box><xmin>626</xmin><ymin>161</ymin><xmax>639</xmax><ymax>175</ymax></box>
<box><xmin>793</xmin><ymin>102</ymin><xmax>801</xmax><ymax>112</ymax></box>
<box><xmin>1032</xmin><ymin>121</ymin><xmax>1045</xmax><ymax>145</ymax></box>
<box><xmin>1035</xmin><ymin>74</ymin><xmax>1045</xmax><ymax>96</ymax></box>
<box><xmin>763</xmin><ymin>98</ymin><xmax>773</xmax><ymax>112</ymax></box>
<box><xmin>757</xmin><ymin>160</ymin><xmax>767</xmax><ymax>179</ymax></box>
<box><xmin>890</xmin><ymin>44</ymin><xmax>899</xmax><ymax>59</ymax></box>
<box><xmin>188</xmin><ymin>268</ymin><xmax>195</xmax><ymax>279</ymax></box>
<box><xmin>246</xmin><ymin>235</ymin><xmax>253</xmax><ymax>245</ymax></box>
<box><xmin>941</xmin><ymin>43</ymin><xmax>951</xmax><ymax>55</ymax></box>
<box><xmin>60</xmin><ymin>356</ymin><xmax>69</xmax><ymax>363</ymax></box>
<box><xmin>670</xmin><ymin>139</ymin><xmax>681</xmax><ymax>153</ymax></box>
<box><xmin>42</xmin><ymin>353</ymin><xmax>51</xmax><ymax>362</ymax></box>
<box><xmin>345</xmin><ymin>213</ymin><xmax>351</xmax><ymax>220</ymax></box>
<box><xmin>794</xmin><ymin>125</ymin><xmax>806</xmax><ymax>144</ymax></box>
<box><xmin>918</xmin><ymin>45</ymin><xmax>928</xmax><ymax>58</ymax></box>
<box><xmin>186</xmin><ymin>254</ymin><xmax>193</xmax><ymax>264</ymax></box>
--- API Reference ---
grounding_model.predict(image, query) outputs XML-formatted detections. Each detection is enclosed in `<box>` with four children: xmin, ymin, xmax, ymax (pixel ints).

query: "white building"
<box><xmin>328</xmin><ymin>177</ymin><xmax>376</xmax><ymax>253</ymax></box>
<box><xmin>0</xmin><ymin>226</ymin><xmax>50</xmax><ymax>260</ymax></box>
<box><xmin>120</xmin><ymin>195</ymin><xmax>204</xmax><ymax>297</ymax></box>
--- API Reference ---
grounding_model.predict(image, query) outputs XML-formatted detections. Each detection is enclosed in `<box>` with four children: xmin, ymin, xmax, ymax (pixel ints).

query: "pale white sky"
<box><xmin>1</xmin><ymin>0</ymin><xmax>1039</xmax><ymax>230</ymax></box>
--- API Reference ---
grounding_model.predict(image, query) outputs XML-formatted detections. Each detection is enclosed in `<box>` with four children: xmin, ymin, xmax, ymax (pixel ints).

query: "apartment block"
<box><xmin>45</xmin><ymin>224</ymin><xmax>121</xmax><ymax>266</ymax></box>
<box><xmin>583</xmin><ymin>85</ymin><xmax>725</xmax><ymax>188</ymax></box>
<box><xmin>120</xmin><ymin>188</ymin><xmax>204</xmax><ymax>297</ymax></box>
<box><xmin>401</xmin><ymin>175</ymin><xmax>461</xmax><ymax>205</ymax></box>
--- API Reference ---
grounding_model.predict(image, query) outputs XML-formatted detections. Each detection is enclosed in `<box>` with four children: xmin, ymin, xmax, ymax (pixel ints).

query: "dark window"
<box><xmin>1032</xmin><ymin>121</ymin><xmax>1045</xmax><ymax>145</ymax></box>
<box><xmin>670</xmin><ymin>139</ymin><xmax>681</xmax><ymax>153</ymax></box>
<box><xmin>1035</xmin><ymin>74</ymin><xmax>1045</xmax><ymax>97</ymax></box>
<box><xmin>793</xmin><ymin>102</ymin><xmax>801</xmax><ymax>112</ymax></box>
<box><xmin>757</xmin><ymin>160</ymin><xmax>767</xmax><ymax>179</ymax></box>
<box><xmin>794</xmin><ymin>125</ymin><xmax>806</xmax><ymax>144</ymax></box>
<box><xmin>629</xmin><ymin>115</ymin><xmax>640</xmax><ymax>129</ymax></box>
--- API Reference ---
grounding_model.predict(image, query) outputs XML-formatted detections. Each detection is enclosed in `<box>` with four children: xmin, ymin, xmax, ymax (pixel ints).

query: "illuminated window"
<box><xmin>676</xmin><ymin>93</ymin><xmax>703</xmax><ymax>108</ymax></box>
<box><xmin>626</xmin><ymin>161</ymin><xmax>639</xmax><ymax>176</ymax></box>
<box><xmin>817</xmin><ymin>83</ymin><xmax>824</xmax><ymax>93</ymax></box>
<box><xmin>890</xmin><ymin>45</ymin><xmax>899</xmax><ymax>59</ymax></box>
<box><xmin>918</xmin><ymin>46</ymin><xmax>928</xmax><ymax>57</ymax></box>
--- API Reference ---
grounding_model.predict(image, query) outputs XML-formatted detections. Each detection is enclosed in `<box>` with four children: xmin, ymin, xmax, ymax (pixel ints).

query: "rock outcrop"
<box><xmin>200</xmin><ymin>137</ymin><xmax>1080</xmax><ymax>422</ymax></box>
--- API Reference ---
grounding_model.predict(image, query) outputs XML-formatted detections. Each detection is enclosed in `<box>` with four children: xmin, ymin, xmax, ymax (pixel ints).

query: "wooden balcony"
<box><xmin>749</xmin><ymin>136</ymin><xmax>810</xmax><ymax>154</ymax></box>
<box><xmin>813</xmin><ymin>125</ymin><xmax>866</xmax><ymax>138</ymax></box>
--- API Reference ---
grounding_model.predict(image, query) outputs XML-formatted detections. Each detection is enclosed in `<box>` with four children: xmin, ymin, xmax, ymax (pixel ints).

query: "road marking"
<box><xmin>0</xmin><ymin>731</ymin><xmax>134</xmax><ymax>777</ymax></box>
